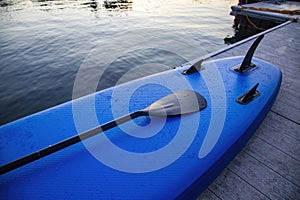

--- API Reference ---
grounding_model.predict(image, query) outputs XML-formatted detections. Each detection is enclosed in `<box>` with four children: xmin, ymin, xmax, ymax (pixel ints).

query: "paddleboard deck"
<box><xmin>0</xmin><ymin>56</ymin><xmax>281</xmax><ymax>199</ymax></box>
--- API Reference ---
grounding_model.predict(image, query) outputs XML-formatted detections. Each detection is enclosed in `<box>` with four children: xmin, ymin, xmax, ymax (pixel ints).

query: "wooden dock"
<box><xmin>197</xmin><ymin>9</ymin><xmax>300</xmax><ymax>200</ymax></box>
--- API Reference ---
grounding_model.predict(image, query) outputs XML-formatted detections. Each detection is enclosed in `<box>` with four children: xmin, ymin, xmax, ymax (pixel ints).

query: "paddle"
<box><xmin>0</xmin><ymin>90</ymin><xmax>207</xmax><ymax>175</ymax></box>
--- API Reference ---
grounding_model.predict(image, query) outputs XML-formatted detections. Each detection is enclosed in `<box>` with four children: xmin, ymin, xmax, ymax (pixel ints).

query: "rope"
<box><xmin>241</xmin><ymin>7</ymin><xmax>266</xmax><ymax>31</ymax></box>
<box><xmin>239</xmin><ymin>4</ymin><xmax>300</xmax><ymax>30</ymax></box>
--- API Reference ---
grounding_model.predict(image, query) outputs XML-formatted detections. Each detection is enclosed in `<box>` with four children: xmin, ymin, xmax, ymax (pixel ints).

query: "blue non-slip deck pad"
<box><xmin>0</xmin><ymin>57</ymin><xmax>281</xmax><ymax>199</ymax></box>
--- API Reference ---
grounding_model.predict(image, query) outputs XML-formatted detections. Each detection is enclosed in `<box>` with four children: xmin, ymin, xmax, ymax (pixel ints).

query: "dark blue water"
<box><xmin>0</xmin><ymin>0</ymin><xmax>237</xmax><ymax>125</ymax></box>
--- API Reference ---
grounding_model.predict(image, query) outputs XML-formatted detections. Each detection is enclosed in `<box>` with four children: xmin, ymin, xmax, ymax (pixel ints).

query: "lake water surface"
<box><xmin>0</xmin><ymin>0</ymin><xmax>237</xmax><ymax>125</ymax></box>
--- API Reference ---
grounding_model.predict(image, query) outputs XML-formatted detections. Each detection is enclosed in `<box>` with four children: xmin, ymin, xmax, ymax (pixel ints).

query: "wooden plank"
<box><xmin>271</xmin><ymin>81</ymin><xmax>300</xmax><ymax>124</ymax></box>
<box><xmin>266</xmin><ymin>111</ymin><xmax>299</xmax><ymax>140</ymax></box>
<box><xmin>228</xmin><ymin>151</ymin><xmax>300</xmax><ymax>199</ymax></box>
<box><xmin>245</xmin><ymin>121</ymin><xmax>300</xmax><ymax>185</ymax></box>
<box><xmin>256</xmin><ymin>114</ymin><xmax>300</xmax><ymax>161</ymax></box>
<box><xmin>245</xmin><ymin>137</ymin><xmax>300</xmax><ymax>187</ymax></box>
<box><xmin>199</xmin><ymin>112</ymin><xmax>300</xmax><ymax>199</ymax></box>
<box><xmin>206</xmin><ymin>168</ymin><xmax>269</xmax><ymax>200</ymax></box>
<box><xmin>277</xmin><ymin>59</ymin><xmax>300</xmax><ymax>79</ymax></box>
<box><xmin>196</xmin><ymin>189</ymin><xmax>221</xmax><ymax>200</ymax></box>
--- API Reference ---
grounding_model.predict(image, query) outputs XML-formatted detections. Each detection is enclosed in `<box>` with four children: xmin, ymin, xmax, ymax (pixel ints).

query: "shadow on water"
<box><xmin>82</xmin><ymin>1</ymin><xmax>99</xmax><ymax>10</ymax></box>
<box><xmin>0</xmin><ymin>0</ymin><xmax>14</xmax><ymax>7</ymax></box>
<box><xmin>0</xmin><ymin>0</ymin><xmax>130</xmax><ymax>10</ymax></box>
<box><xmin>0</xmin><ymin>0</ymin><xmax>134</xmax><ymax>11</ymax></box>
<box><xmin>103</xmin><ymin>0</ymin><xmax>133</xmax><ymax>10</ymax></box>
<box><xmin>82</xmin><ymin>0</ymin><xmax>133</xmax><ymax>11</ymax></box>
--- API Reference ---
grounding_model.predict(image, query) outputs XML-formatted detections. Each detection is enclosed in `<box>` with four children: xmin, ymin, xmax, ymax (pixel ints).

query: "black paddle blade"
<box><xmin>144</xmin><ymin>90</ymin><xmax>207</xmax><ymax>117</ymax></box>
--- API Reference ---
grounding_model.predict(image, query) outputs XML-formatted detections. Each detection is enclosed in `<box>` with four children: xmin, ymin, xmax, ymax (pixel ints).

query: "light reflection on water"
<box><xmin>0</xmin><ymin>0</ymin><xmax>237</xmax><ymax>125</ymax></box>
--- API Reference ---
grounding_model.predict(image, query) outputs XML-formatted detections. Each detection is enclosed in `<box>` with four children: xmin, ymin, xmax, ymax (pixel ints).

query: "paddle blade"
<box><xmin>145</xmin><ymin>90</ymin><xmax>207</xmax><ymax>117</ymax></box>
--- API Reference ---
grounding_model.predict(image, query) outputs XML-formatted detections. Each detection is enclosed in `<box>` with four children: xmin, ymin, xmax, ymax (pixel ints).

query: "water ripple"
<box><xmin>0</xmin><ymin>0</ymin><xmax>236</xmax><ymax>125</ymax></box>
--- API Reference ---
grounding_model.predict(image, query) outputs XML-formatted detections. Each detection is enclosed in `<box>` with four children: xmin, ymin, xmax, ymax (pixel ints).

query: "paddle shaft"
<box><xmin>0</xmin><ymin>110</ymin><xmax>147</xmax><ymax>175</ymax></box>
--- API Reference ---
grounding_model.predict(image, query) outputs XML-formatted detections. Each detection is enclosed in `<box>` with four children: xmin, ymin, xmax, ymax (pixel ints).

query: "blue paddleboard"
<box><xmin>0</xmin><ymin>53</ymin><xmax>281</xmax><ymax>199</ymax></box>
